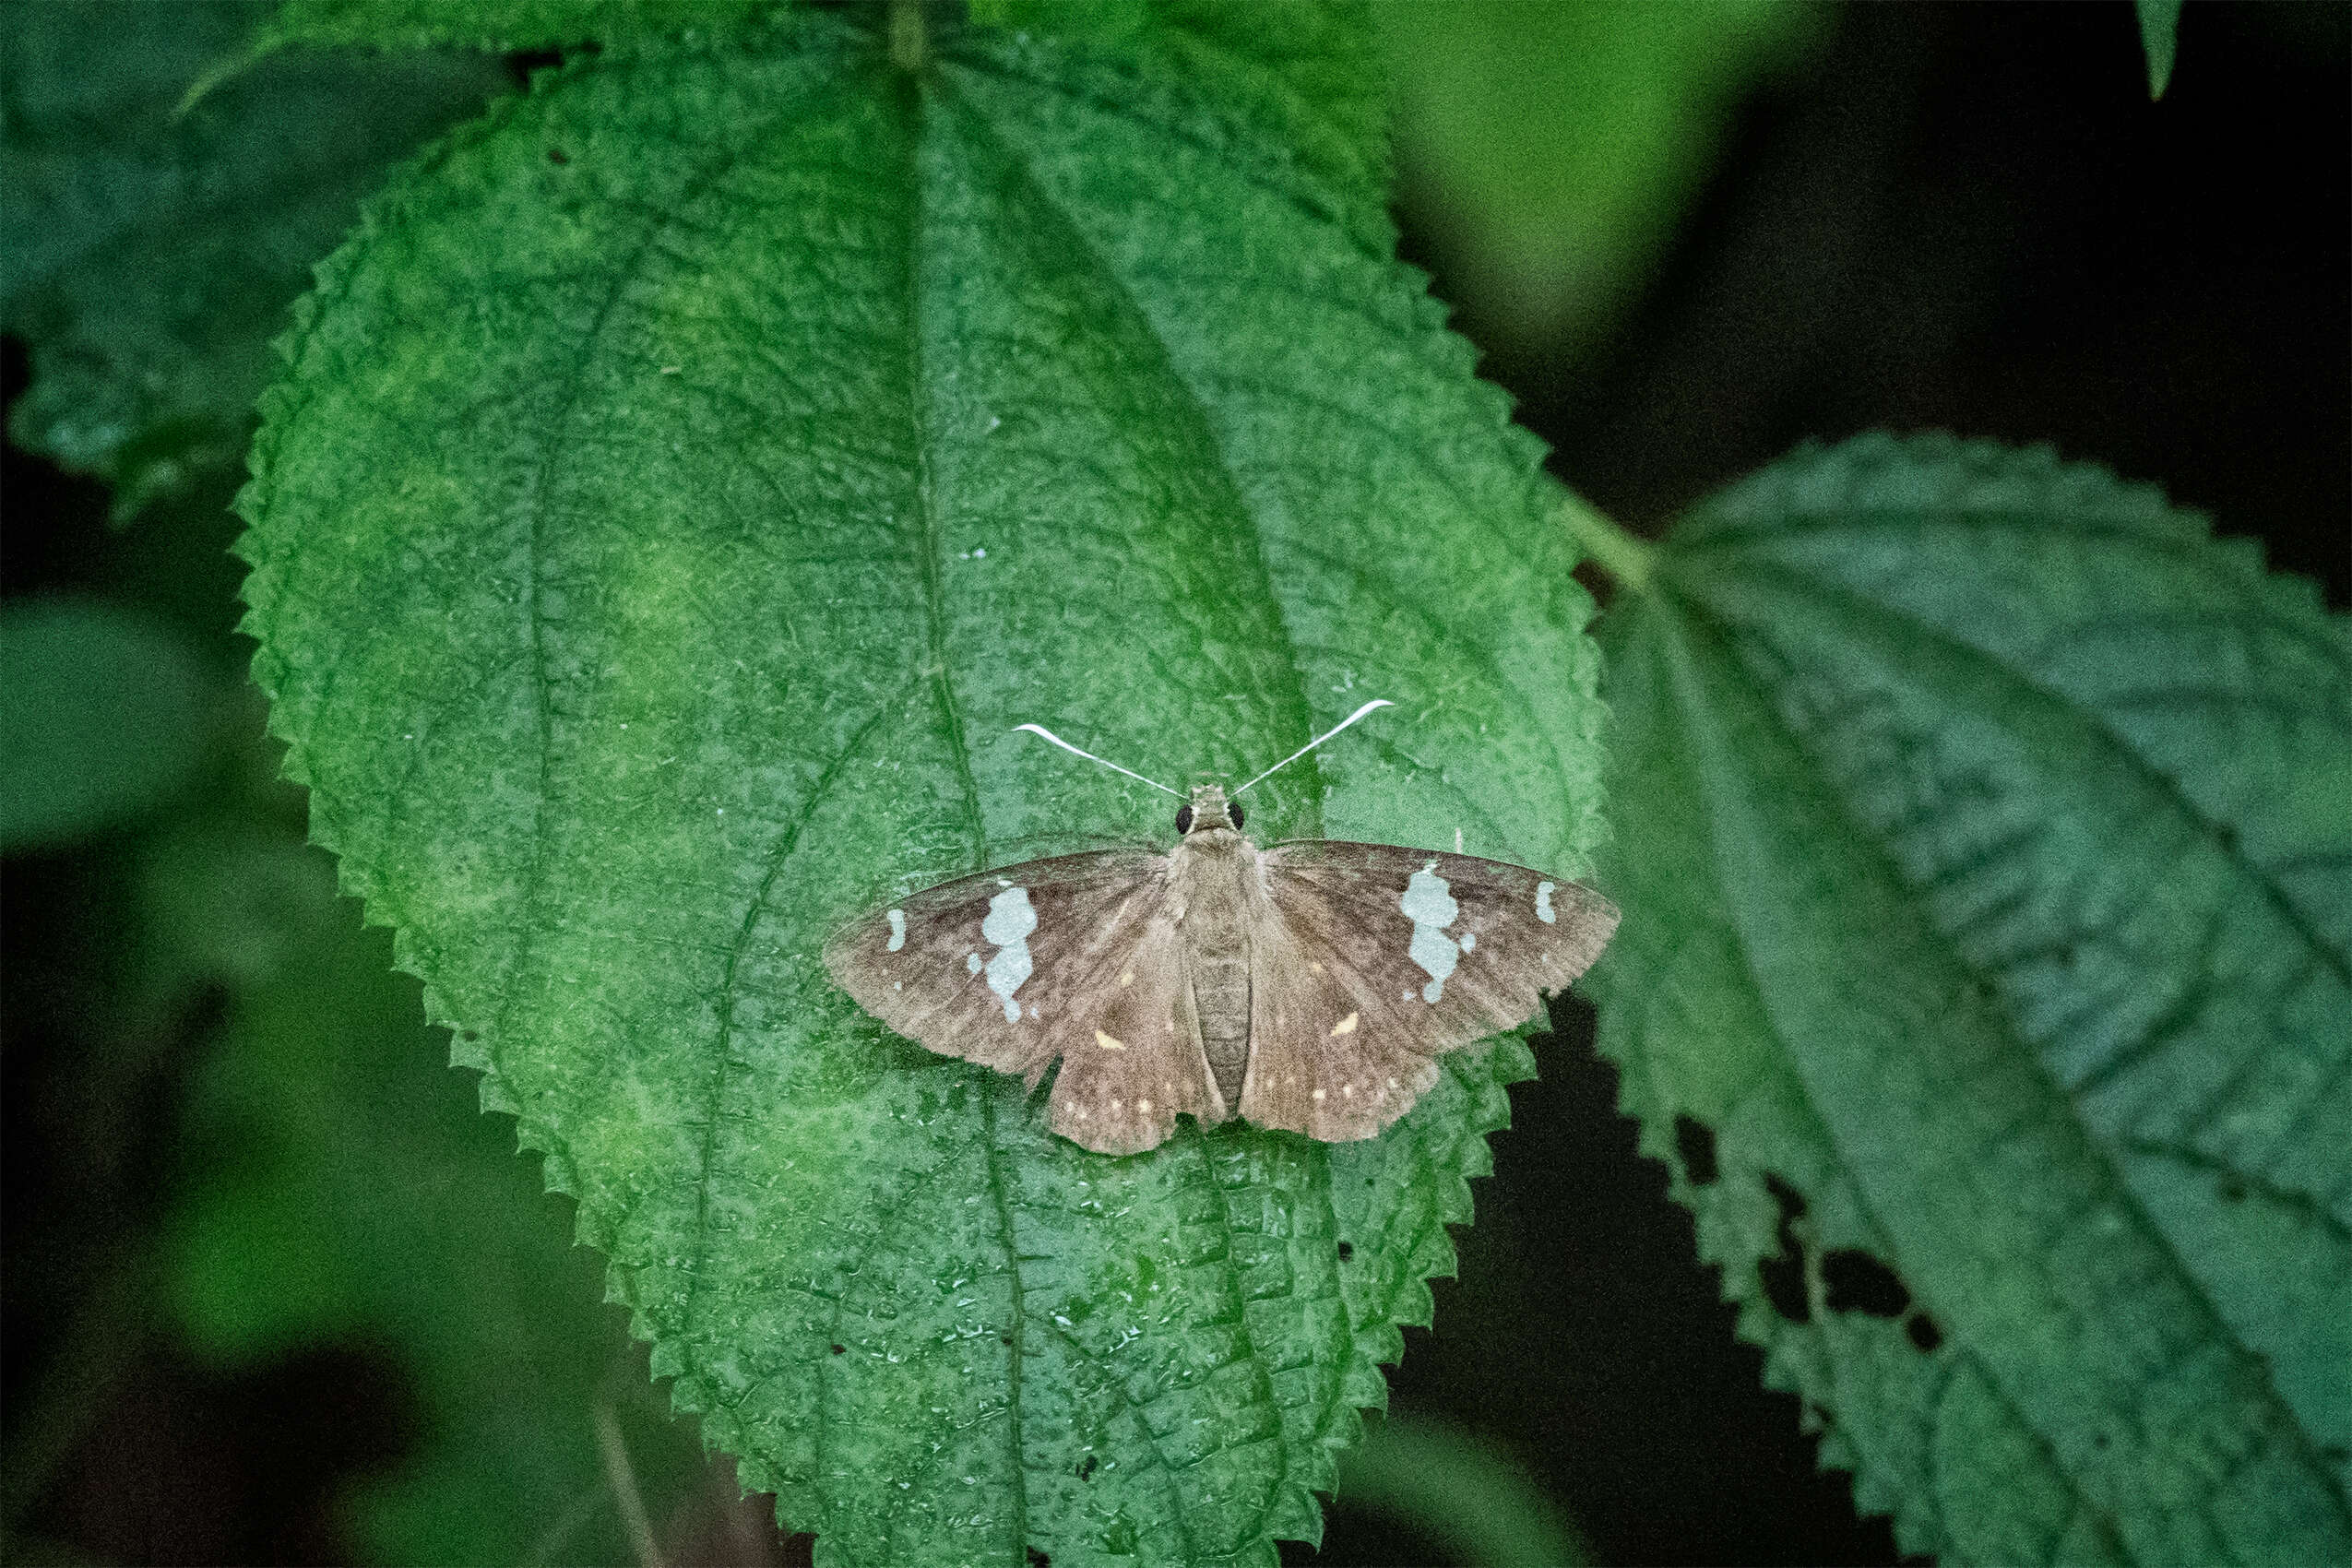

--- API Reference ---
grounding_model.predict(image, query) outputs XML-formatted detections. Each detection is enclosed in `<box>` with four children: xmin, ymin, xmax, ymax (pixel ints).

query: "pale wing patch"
<box><xmin>885</xmin><ymin>909</ymin><xmax>907</xmax><ymax>951</ymax></box>
<box><xmin>1535</xmin><ymin>881</ymin><xmax>1556</xmax><ymax>923</ymax></box>
<box><xmin>1400</xmin><ymin>860</ymin><xmax>1462</xmax><ymax>1004</ymax></box>
<box><xmin>980</xmin><ymin>886</ymin><xmax>1037</xmax><ymax>1020</ymax></box>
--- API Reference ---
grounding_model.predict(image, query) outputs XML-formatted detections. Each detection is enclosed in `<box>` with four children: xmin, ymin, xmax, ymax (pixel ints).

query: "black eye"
<box><xmin>1229</xmin><ymin>802</ymin><xmax>1244</xmax><ymax>828</ymax></box>
<box><xmin>1175</xmin><ymin>805</ymin><xmax>1194</xmax><ymax>834</ymax></box>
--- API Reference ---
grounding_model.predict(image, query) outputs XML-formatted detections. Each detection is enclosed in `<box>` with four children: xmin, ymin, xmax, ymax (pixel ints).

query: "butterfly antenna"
<box><xmin>1234</xmin><ymin>699</ymin><xmax>1395</xmax><ymax>795</ymax></box>
<box><xmin>1012</xmin><ymin>723</ymin><xmax>1186</xmax><ymax>798</ymax></box>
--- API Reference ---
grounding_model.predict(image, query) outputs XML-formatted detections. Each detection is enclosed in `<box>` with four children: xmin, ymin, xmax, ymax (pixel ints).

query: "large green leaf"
<box><xmin>0</xmin><ymin>0</ymin><xmax>505</xmax><ymax>519</ymax></box>
<box><xmin>235</xmin><ymin>9</ymin><xmax>1602</xmax><ymax>1564</ymax></box>
<box><xmin>1588</xmin><ymin>434</ymin><xmax>2351</xmax><ymax>1562</ymax></box>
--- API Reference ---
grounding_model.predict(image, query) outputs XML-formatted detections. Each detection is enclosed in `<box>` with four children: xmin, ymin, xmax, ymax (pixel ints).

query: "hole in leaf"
<box><xmin>1906</xmin><ymin>1312</ymin><xmax>1943</xmax><ymax>1353</ymax></box>
<box><xmin>1028</xmin><ymin>1549</ymin><xmax>1051</xmax><ymax>1567</ymax></box>
<box><xmin>1674</xmin><ymin>1114</ymin><xmax>1719</xmax><ymax>1185</ymax></box>
<box><xmin>1075</xmin><ymin>1455</ymin><xmax>1098</xmax><ymax>1481</ymax></box>
<box><xmin>1758</xmin><ymin>1173</ymin><xmax>1811</xmax><ymax>1323</ymax></box>
<box><xmin>1823</xmin><ymin>1250</ymin><xmax>1910</xmax><ymax>1318</ymax></box>
<box><xmin>828</xmin><ymin>1344</ymin><xmax>845</xmax><ymax>1355</ymax></box>
<box><xmin>1336</xmin><ymin>1241</ymin><xmax>1354</xmax><ymax>1261</ymax></box>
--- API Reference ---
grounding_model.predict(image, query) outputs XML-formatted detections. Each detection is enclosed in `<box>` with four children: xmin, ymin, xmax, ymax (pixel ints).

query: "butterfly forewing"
<box><xmin>822</xmin><ymin>849</ymin><xmax>1221</xmax><ymax>1154</ymax></box>
<box><xmin>1240</xmin><ymin>843</ymin><xmax>1619</xmax><ymax>1140</ymax></box>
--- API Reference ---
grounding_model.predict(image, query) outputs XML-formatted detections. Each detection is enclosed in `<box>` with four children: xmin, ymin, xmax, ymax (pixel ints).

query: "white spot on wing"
<box><xmin>1095</xmin><ymin>1030</ymin><xmax>1125</xmax><ymax>1051</ymax></box>
<box><xmin>1536</xmin><ymin>882</ymin><xmax>1557</xmax><ymax>924</ymax></box>
<box><xmin>981</xmin><ymin>886</ymin><xmax>1037</xmax><ymax>1021</ymax></box>
<box><xmin>885</xmin><ymin>909</ymin><xmax>907</xmax><ymax>951</ymax></box>
<box><xmin>966</xmin><ymin>952</ymin><xmax>982</xmax><ymax>974</ymax></box>
<box><xmin>1330</xmin><ymin>1012</ymin><xmax>1359</xmax><ymax>1037</ymax></box>
<box><xmin>1460</xmin><ymin>930</ymin><xmax>1477</xmax><ymax>953</ymax></box>
<box><xmin>1400</xmin><ymin>861</ymin><xmax>1462</xmax><ymax>1004</ymax></box>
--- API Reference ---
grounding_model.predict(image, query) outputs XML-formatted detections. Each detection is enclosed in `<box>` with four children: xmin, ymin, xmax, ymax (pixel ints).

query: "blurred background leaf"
<box><xmin>1376</xmin><ymin>0</ymin><xmax>1826</xmax><ymax>369</ymax></box>
<box><xmin>2137</xmin><ymin>0</ymin><xmax>2185</xmax><ymax>98</ymax></box>
<box><xmin>0</xmin><ymin>600</ymin><xmax>216</xmax><ymax>852</ymax></box>
<box><xmin>0</xmin><ymin>0</ymin><xmax>506</xmax><ymax>521</ymax></box>
<box><xmin>162</xmin><ymin>828</ymin><xmax>720</xmax><ymax>1567</ymax></box>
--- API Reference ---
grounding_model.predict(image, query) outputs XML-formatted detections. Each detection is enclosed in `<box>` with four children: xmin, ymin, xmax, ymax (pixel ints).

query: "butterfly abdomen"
<box><xmin>1173</xmin><ymin>831</ymin><xmax>1256</xmax><ymax>1105</ymax></box>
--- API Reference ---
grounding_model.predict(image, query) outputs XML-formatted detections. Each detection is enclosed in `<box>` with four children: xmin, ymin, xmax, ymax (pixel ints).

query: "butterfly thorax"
<box><xmin>1170</xmin><ymin>786</ymin><xmax>1261</xmax><ymax>1106</ymax></box>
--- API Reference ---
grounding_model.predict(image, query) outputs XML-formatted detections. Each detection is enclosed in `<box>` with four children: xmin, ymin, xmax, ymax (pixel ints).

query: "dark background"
<box><xmin>6</xmin><ymin>4</ymin><xmax>2345</xmax><ymax>1564</ymax></box>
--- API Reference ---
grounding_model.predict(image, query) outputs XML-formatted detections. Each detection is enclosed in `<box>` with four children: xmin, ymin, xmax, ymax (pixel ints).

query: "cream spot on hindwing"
<box><xmin>885</xmin><ymin>909</ymin><xmax>907</xmax><ymax>951</ymax></box>
<box><xmin>1459</xmin><ymin>930</ymin><xmax>1477</xmax><ymax>953</ymax></box>
<box><xmin>1400</xmin><ymin>861</ymin><xmax>1462</xmax><ymax>1004</ymax></box>
<box><xmin>1118</xmin><ymin>968</ymin><xmax>1134</xmax><ymax>987</ymax></box>
<box><xmin>1095</xmin><ymin>1030</ymin><xmax>1125</xmax><ymax>1052</ymax></box>
<box><xmin>1312</xmin><ymin>1088</ymin><xmax>1326</xmax><ymax>1101</ymax></box>
<box><xmin>1330</xmin><ymin>1012</ymin><xmax>1359</xmax><ymax>1038</ymax></box>
<box><xmin>980</xmin><ymin>886</ymin><xmax>1037</xmax><ymax>1021</ymax></box>
<box><xmin>1536</xmin><ymin>881</ymin><xmax>1557</xmax><ymax>924</ymax></box>
<box><xmin>1137</xmin><ymin>1098</ymin><xmax>1153</xmax><ymax>1113</ymax></box>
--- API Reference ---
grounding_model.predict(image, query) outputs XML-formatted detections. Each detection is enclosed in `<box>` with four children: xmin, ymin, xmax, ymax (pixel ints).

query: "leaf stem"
<box><xmin>1554</xmin><ymin>485</ymin><xmax>1656</xmax><ymax>592</ymax></box>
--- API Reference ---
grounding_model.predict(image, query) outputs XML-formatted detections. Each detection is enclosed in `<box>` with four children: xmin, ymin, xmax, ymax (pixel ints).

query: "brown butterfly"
<box><xmin>824</xmin><ymin>702</ymin><xmax>1618</xmax><ymax>1155</ymax></box>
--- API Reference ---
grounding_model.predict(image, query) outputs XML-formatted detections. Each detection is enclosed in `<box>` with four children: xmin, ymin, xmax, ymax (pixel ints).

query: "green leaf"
<box><xmin>164</xmin><ymin>837</ymin><xmax>714</xmax><ymax>1566</ymax></box>
<box><xmin>2137</xmin><ymin>0</ymin><xmax>2184</xmax><ymax>99</ymax></box>
<box><xmin>235</xmin><ymin>12</ymin><xmax>1602</xmax><ymax>1564</ymax></box>
<box><xmin>0</xmin><ymin>600</ymin><xmax>215</xmax><ymax>850</ymax></box>
<box><xmin>977</xmin><ymin>0</ymin><xmax>1390</xmax><ymax>208</ymax></box>
<box><xmin>1374</xmin><ymin>0</ymin><xmax>1823</xmax><ymax>358</ymax></box>
<box><xmin>1588</xmin><ymin>434</ymin><xmax>2351</xmax><ymax>1562</ymax></box>
<box><xmin>0</xmin><ymin>0</ymin><xmax>505</xmax><ymax>519</ymax></box>
<box><xmin>1335</xmin><ymin>1413</ymin><xmax>1589</xmax><ymax>1568</ymax></box>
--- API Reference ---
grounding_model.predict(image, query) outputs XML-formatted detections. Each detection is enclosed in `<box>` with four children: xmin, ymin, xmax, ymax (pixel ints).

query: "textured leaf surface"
<box><xmin>0</xmin><ymin>600</ymin><xmax>213</xmax><ymax>849</ymax></box>
<box><xmin>0</xmin><ymin>0</ymin><xmax>505</xmax><ymax>519</ymax></box>
<box><xmin>1588</xmin><ymin>434</ymin><xmax>2351</xmax><ymax>1563</ymax></box>
<box><xmin>235</xmin><ymin>10</ymin><xmax>1602</xmax><ymax>1563</ymax></box>
<box><xmin>167</xmin><ymin>837</ymin><xmax>711</xmax><ymax>1566</ymax></box>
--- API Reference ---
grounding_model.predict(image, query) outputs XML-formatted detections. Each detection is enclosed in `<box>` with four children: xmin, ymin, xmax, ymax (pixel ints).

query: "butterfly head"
<box><xmin>1175</xmin><ymin>782</ymin><xmax>1243</xmax><ymax>837</ymax></box>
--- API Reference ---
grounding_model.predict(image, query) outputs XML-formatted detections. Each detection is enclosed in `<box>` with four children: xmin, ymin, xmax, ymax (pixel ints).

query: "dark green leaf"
<box><xmin>236</xmin><ymin>12</ymin><xmax>1602</xmax><ymax>1563</ymax></box>
<box><xmin>2138</xmin><ymin>0</ymin><xmax>2184</xmax><ymax>99</ymax></box>
<box><xmin>0</xmin><ymin>600</ymin><xmax>214</xmax><ymax>849</ymax></box>
<box><xmin>0</xmin><ymin>0</ymin><xmax>505</xmax><ymax>519</ymax></box>
<box><xmin>1589</xmin><ymin>434</ymin><xmax>2351</xmax><ymax>1562</ymax></box>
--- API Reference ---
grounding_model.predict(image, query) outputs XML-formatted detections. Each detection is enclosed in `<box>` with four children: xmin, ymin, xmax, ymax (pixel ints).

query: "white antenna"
<box><xmin>1235</xmin><ymin>699</ymin><xmax>1394</xmax><ymax>795</ymax></box>
<box><xmin>1012</xmin><ymin>723</ymin><xmax>1185</xmax><ymax>798</ymax></box>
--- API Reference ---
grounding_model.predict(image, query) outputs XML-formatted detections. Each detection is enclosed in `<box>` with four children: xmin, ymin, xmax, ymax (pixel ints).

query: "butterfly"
<box><xmin>824</xmin><ymin>702</ymin><xmax>1619</xmax><ymax>1155</ymax></box>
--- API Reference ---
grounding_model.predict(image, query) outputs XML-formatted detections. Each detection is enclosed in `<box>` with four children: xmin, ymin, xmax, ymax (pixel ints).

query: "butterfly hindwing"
<box><xmin>822</xmin><ymin>849</ymin><xmax>1221</xmax><ymax>1154</ymax></box>
<box><xmin>1240</xmin><ymin>842</ymin><xmax>1620</xmax><ymax>1140</ymax></box>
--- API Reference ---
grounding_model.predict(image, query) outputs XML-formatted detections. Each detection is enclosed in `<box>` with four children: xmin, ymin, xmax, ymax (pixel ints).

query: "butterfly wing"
<box><xmin>823</xmin><ymin>849</ymin><xmax>1222</xmax><ymax>1155</ymax></box>
<box><xmin>1241</xmin><ymin>842</ymin><xmax>1619</xmax><ymax>1140</ymax></box>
